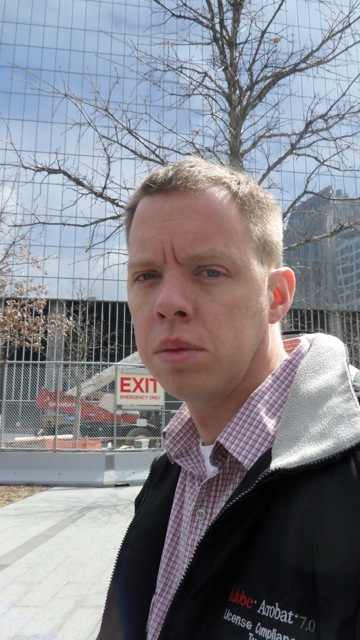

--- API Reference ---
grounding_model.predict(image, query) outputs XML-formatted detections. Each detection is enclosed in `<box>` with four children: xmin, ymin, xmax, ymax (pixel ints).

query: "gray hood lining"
<box><xmin>271</xmin><ymin>333</ymin><xmax>360</xmax><ymax>470</ymax></box>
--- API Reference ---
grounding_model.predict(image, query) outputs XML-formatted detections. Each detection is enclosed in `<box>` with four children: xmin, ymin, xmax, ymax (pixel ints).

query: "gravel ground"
<box><xmin>0</xmin><ymin>485</ymin><xmax>48</xmax><ymax>508</ymax></box>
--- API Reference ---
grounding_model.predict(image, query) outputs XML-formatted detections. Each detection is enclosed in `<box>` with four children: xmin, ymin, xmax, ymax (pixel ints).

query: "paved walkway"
<box><xmin>0</xmin><ymin>484</ymin><xmax>142</xmax><ymax>639</ymax></box>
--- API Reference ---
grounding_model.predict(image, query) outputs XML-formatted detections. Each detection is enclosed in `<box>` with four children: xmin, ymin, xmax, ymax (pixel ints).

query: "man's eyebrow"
<box><xmin>128</xmin><ymin>250</ymin><xmax>243</xmax><ymax>269</ymax></box>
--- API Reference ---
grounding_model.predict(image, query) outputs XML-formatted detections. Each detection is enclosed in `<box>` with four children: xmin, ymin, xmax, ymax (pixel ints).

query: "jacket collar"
<box><xmin>271</xmin><ymin>333</ymin><xmax>360</xmax><ymax>470</ymax></box>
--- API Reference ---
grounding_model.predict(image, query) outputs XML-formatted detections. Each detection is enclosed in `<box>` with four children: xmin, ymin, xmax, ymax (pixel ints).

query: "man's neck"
<box><xmin>188</xmin><ymin>343</ymin><xmax>287</xmax><ymax>445</ymax></box>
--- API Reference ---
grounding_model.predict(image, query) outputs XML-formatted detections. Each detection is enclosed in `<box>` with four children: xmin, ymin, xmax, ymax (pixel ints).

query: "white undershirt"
<box><xmin>199</xmin><ymin>441</ymin><xmax>217</xmax><ymax>477</ymax></box>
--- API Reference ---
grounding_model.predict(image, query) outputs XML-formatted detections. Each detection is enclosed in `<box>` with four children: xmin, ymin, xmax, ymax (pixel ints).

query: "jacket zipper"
<box><xmin>158</xmin><ymin>446</ymin><xmax>354</xmax><ymax>638</ymax></box>
<box><xmin>155</xmin><ymin>466</ymin><xmax>276</xmax><ymax>638</ymax></box>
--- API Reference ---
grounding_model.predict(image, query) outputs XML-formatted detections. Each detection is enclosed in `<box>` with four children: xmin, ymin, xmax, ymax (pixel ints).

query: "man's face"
<box><xmin>127</xmin><ymin>189</ymin><xmax>281</xmax><ymax>411</ymax></box>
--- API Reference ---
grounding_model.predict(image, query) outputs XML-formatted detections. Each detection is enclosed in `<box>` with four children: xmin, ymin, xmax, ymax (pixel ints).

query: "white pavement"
<box><xmin>0</xmin><ymin>485</ymin><xmax>142</xmax><ymax>640</ymax></box>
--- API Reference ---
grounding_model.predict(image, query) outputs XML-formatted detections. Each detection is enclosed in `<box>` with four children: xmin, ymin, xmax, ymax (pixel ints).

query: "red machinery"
<box><xmin>35</xmin><ymin>388</ymin><xmax>142</xmax><ymax>439</ymax></box>
<box><xmin>36</xmin><ymin>388</ymin><xmax>138</xmax><ymax>425</ymax></box>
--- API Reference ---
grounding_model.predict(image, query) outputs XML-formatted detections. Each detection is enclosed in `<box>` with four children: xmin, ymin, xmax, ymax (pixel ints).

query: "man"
<box><xmin>97</xmin><ymin>158</ymin><xmax>360</xmax><ymax>640</ymax></box>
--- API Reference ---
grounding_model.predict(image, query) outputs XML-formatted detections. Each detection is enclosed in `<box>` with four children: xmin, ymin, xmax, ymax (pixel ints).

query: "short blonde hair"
<box><xmin>125</xmin><ymin>157</ymin><xmax>283</xmax><ymax>268</ymax></box>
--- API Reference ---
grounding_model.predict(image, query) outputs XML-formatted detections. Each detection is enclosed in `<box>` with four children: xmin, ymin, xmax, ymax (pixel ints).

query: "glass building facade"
<box><xmin>1</xmin><ymin>0</ymin><xmax>360</xmax><ymax>364</ymax></box>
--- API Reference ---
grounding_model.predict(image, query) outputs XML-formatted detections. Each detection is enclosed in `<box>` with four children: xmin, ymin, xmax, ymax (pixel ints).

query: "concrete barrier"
<box><xmin>0</xmin><ymin>449</ymin><xmax>161</xmax><ymax>486</ymax></box>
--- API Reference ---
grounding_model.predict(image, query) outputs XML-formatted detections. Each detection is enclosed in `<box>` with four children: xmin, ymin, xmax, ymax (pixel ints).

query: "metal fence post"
<box><xmin>0</xmin><ymin>360</ymin><xmax>7</xmax><ymax>449</ymax></box>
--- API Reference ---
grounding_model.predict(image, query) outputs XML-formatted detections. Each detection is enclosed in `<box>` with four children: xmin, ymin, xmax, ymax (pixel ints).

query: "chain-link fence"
<box><xmin>0</xmin><ymin>361</ymin><xmax>181</xmax><ymax>451</ymax></box>
<box><xmin>2</xmin><ymin>307</ymin><xmax>360</xmax><ymax>453</ymax></box>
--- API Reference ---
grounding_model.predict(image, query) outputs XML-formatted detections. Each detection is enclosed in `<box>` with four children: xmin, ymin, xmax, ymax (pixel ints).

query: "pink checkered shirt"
<box><xmin>146</xmin><ymin>337</ymin><xmax>309</xmax><ymax>639</ymax></box>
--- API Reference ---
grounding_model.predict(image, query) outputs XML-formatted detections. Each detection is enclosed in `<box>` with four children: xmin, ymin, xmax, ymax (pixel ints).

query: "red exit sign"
<box><xmin>117</xmin><ymin>372</ymin><xmax>164</xmax><ymax>406</ymax></box>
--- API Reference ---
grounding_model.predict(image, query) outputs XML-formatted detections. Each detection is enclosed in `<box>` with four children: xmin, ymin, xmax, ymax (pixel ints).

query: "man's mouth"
<box><xmin>155</xmin><ymin>338</ymin><xmax>203</xmax><ymax>363</ymax></box>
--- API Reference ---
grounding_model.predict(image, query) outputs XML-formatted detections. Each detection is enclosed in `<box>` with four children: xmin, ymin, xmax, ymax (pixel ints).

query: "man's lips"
<box><xmin>155</xmin><ymin>338</ymin><xmax>202</xmax><ymax>353</ymax></box>
<box><xmin>155</xmin><ymin>338</ymin><xmax>204</xmax><ymax>362</ymax></box>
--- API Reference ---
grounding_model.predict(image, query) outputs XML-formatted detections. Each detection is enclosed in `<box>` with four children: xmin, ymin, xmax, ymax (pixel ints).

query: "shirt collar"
<box><xmin>216</xmin><ymin>338</ymin><xmax>308</xmax><ymax>469</ymax></box>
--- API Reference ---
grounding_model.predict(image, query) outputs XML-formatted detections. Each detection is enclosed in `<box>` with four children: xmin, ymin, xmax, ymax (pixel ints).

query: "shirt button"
<box><xmin>196</xmin><ymin>508</ymin><xmax>206</xmax><ymax>521</ymax></box>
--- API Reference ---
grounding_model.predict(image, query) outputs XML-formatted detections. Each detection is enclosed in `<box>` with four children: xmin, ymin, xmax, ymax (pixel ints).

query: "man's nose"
<box><xmin>154</xmin><ymin>275</ymin><xmax>193</xmax><ymax>321</ymax></box>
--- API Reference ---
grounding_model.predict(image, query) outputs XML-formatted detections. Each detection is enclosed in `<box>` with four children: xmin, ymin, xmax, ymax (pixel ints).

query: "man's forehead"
<box><xmin>127</xmin><ymin>189</ymin><xmax>259</xmax><ymax>265</ymax></box>
<box><xmin>128</xmin><ymin>247</ymin><xmax>238</xmax><ymax>267</ymax></box>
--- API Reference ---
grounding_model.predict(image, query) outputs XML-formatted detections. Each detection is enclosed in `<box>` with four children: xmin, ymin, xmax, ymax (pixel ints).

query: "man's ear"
<box><xmin>268</xmin><ymin>267</ymin><xmax>296</xmax><ymax>325</ymax></box>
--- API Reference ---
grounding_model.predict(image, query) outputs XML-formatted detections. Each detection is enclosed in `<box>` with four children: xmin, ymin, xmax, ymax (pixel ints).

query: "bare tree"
<box><xmin>0</xmin><ymin>188</ymin><xmax>71</xmax><ymax>360</ymax></box>
<box><xmin>0</xmin><ymin>186</ymin><xmax>72</xmax><ymax>429</ymax></box>
<box><xmin>3</xmin><ymin>0</ymin><xmax>360</xmax><ymax>250</ymax></box>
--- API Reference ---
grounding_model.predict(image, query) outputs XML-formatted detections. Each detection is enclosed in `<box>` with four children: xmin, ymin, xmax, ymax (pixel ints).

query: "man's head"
<box><xmin>125</xmin><ymin>156</ymin><xmax>284</xmax><ymax>269</ymax></box>
<box><xmin>126</xmin><ymin>157</ymin><xmax>295</xmax><ymax>434</ymax></box>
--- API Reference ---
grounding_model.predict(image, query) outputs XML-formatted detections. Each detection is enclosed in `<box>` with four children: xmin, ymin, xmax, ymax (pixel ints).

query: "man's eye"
<box><xmin>136</xmin><ymin>272</ymin><xmax>157</xmax><ymax>281</ymax></box>
<box><xmin>203</xmin><ymin>268</ymin><xmax>222</xmax><ymax>277</ymax></box>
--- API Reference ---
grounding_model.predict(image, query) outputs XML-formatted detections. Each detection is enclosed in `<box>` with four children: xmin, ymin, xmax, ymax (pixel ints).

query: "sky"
<box><xmin>0</xmin><ymin>0</ymin><xmax>144</xmax><ymax>299</ymax></box>
<box><xmin>1</xmin><ymin>0</ymin><xmax>360</xmax><ymax>300</ymax></box>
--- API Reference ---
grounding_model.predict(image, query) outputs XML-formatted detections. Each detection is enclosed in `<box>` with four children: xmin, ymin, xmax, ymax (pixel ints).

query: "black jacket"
<box><xmin>97</xmin><ymin>334</ymin><xmax>360</xmax><ymax>639</ymax></box>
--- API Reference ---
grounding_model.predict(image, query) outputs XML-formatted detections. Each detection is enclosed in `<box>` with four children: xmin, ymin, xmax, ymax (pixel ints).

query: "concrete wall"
<box><xmin>0</xmin><ymin>449</ymin><xmax>161</xmax><ymax>486</ymax></box>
